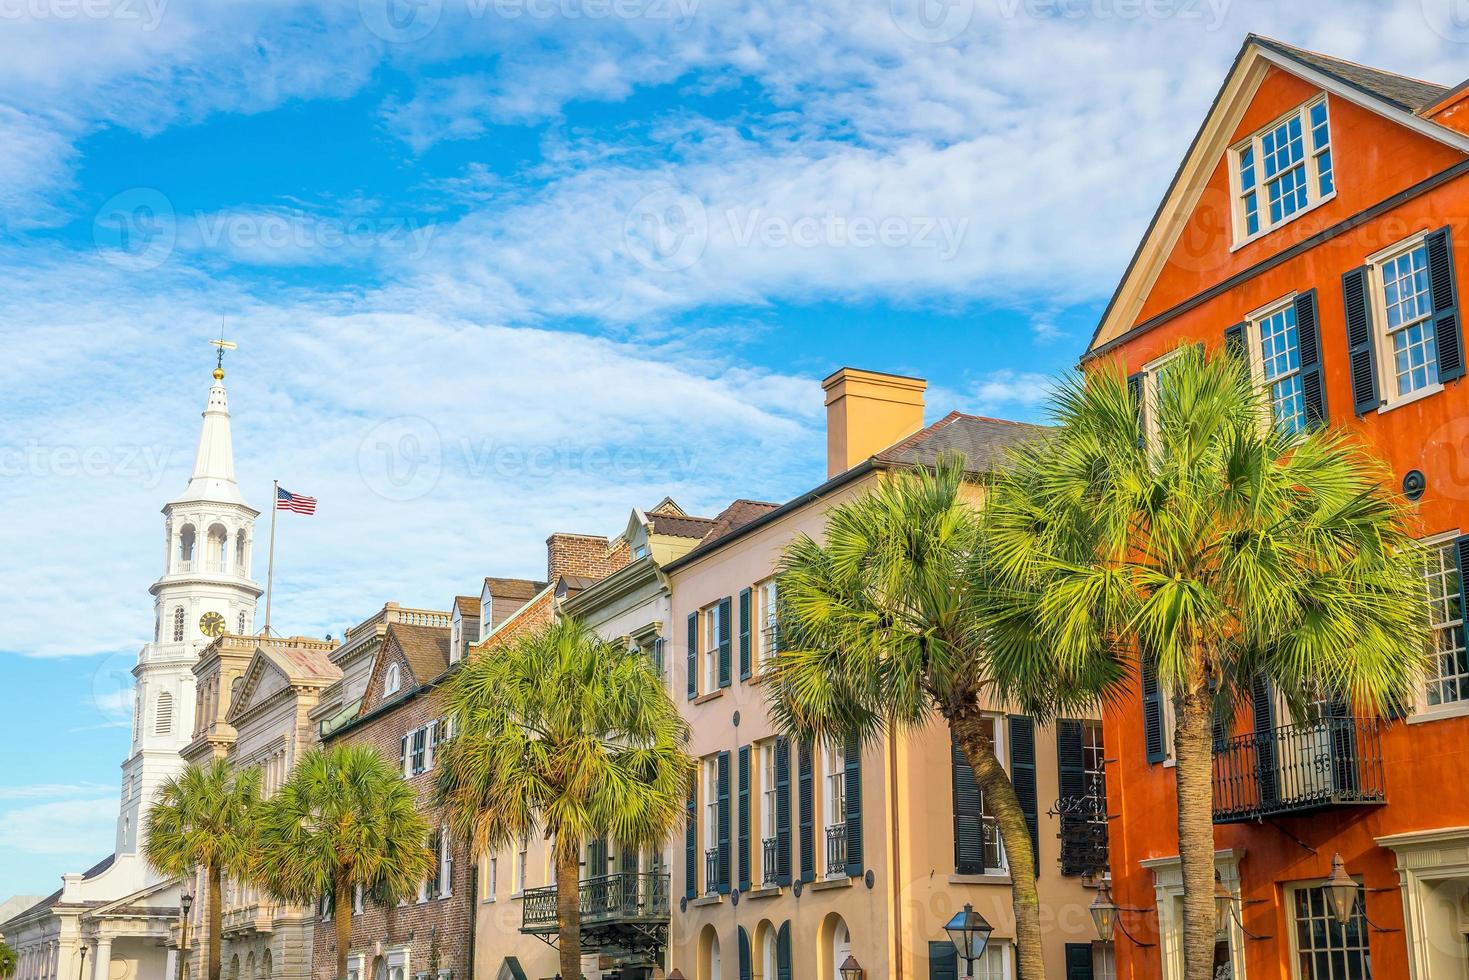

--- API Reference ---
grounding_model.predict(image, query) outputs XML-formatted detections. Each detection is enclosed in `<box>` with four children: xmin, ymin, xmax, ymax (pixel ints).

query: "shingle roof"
<box><xmin>260</xmin><ymin>644</ymin><xmax>341</xmax><ymax>684</ymax></box>
<box><xmin>874</xmin><ymin>412</ymin><xmax>1052</xmax><ymax>472</ymax></box>
<box><xmin>650</xmin><ymin>513</ymin><xmax>718</xmax><ymax>538</ymax></box>
<box><xmin>454</xmin><ymin>595</ymin><xmax>478</xmax><ymax>619</ymax></box>
<box><xmin>483</xmin><ymin>577</ymin><xmax>546</xmax><ymax>602</ymax></box>
<box><xmin>1251</xmin><ymin>35</ymin><xmax>1449</xmax><ymax>113</ymax></box>
<box><xmin>385</xmin><ymin>622</ymin><xmax>452</xmax><ymax>685</ymax></box>
<box><xmin>700</xmin><ymin>499</ymin><xmax>781</xmax><ymax>545</ymax></box>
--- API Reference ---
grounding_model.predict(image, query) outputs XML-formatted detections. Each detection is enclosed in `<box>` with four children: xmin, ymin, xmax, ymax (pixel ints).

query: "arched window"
<box><xmin>178</xmin><ymin>524</ymin><xmax>196</xmax><ymax>570</ymax></box>
<box><xmin>173</xmin><ymin>607</ymin><xmax>186</xmax><ymax>642</ymax></box>
<box><xmin>261</xmin><ymin>950</ymin><xmax>272</xmax><ymax>980</ymax></box>
<box><xmin>155</xmin><ymin>691</ymin><xmax>174</xmax><ymax>735</ymax></box>
<box><xmin>235</xmin><ymin>529</ymin><xmax>249</xmax><ymax>574</ymax></box>
<box><xmin>384</xmin><ymin>663</ymin><xmax>401</xmax><ymax>695</ymax></box>
<box><xmin>207</xmin><ymin>524</ymin><xmax>229</xmax><ymax>573</ymax></box>
<box><xmin>756</xmin><ymin>920</ymin><xmax>778</xmax><ymax>980</ymax></box>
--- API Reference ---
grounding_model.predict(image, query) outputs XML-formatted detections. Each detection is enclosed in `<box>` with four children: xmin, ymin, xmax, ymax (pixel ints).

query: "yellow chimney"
<box><xmin>821</xmin><ymin>367</ymin><xmax>927</xmax><ymax>478</ymax></box>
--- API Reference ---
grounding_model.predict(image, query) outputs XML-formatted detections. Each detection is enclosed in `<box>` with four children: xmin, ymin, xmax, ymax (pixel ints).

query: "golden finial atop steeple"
<box><xmin>210</xmin><ymin>319</ymin><xmax>236</xmax><ymax>382</ymax></box>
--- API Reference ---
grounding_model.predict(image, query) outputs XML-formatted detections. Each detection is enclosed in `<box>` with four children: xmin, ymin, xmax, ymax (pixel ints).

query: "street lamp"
<box><xmin>944</xmin><ymin>903</ymin><xmax>993</xmax><ymax>978</ymax></box>
<box><xmin>1089</xmin><ymin>883</ymin><xmax>1120</xmax><ymax>941</ymax></box>
<box><xmin>77</xmin><ymin>945</ymin><xmax>86</xmax><ymax>980</ymax></box>
<box><xmin>1322</xmin><ymin>852</ymin><xmax>1359</xmax><ymax>927</ymax></box>
<box><xmin>839</xmin><ymin>954</ymin><xmax>865</xmax><ymax>980</ymax></box>
<box><xmin>1213</xmin><ymin>872</ymin><xmax>1234</xmax><ymax>934</ymax></box>
<box><xmin>178</xmin><ymin>882</ymin><xmax>195</xmax><ymax>980</ymax></box>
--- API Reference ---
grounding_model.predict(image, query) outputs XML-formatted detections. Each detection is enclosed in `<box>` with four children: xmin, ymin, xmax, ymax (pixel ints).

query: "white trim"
<box><xmin>1227</xmin><ymin>95</ymin><xmax>1335</xmax><ymax>246</ymax></box>
<box><xmin>1142</xmin><ymin>849</ymin><xmax>1246</xmax><ymax>980</ymax></box>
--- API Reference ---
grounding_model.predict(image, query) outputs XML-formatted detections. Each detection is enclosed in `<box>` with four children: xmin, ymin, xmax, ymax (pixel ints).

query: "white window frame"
<box><xmin>822</xmin><ymin>739</ymin><xmax>846</xmax><ymax>830</ymax></box>
<box><xmin>1229</xmin><ymin>95</ymin><xmax>1334</xmax><ymax>247</ymax></box>
<box><xmin>484</xmin><ymin>856</ymin><xmax>497</xmax><ymax>903</ymax></box>
<box><xmin>1141</xmin><ymin>348</ymin><xmax>1185</xmax><ymax>454</ymax></box>
<box><xmin>757</xmin><ymin>579</ymin><xmax>779</xmax><ymax>668</ymax></box>
<box><xmin>1286</xmin><ymin>880</ymin><xmax>1370</xmax><ymax>980</ymax></box>
<box><xmin>1409</xmin><ymin>530</ymin><xmax>1469</xmax><ymax>722</ymax></box>
<box><xmin>704</xmin><ymin>757</ymin><xmax>719</xmax><ymax>891</ymax></box>
<box><xmin>703</xmin><ymin>602</ymin><xmax>722</xmax><ymax>692</ymax></box>
<box><xmin>1368</xmin><ymin>231</ymin><xmax>1442</xmax><ymax>410</ymax></box>
<box><xmin>384</xmin><ymin>663</ymin><xmax>401</xmax><ymax>696</ymax></box>
<box><xmin>514</xmin><ymin>836</ymin><xmax>529</xmax><ymax>896</ymax></box>
<box><xmin>347</xmin><ymin>954</ymin><xmax>365</xmax><ymax>980</ymax></box>
<box><xmin>760</xmin><ymin>741</ymin><xmax>778</xmax><ymax>845</ymax></box>
<box><xmin>437</xmin><ymin>825</ymin><xmax>453</xmax><ymax>898</ymax></box>
<box><xmin>1243</xmin><ymin>292</ymin><xmax>1307</xmax><ymax>434</ymax></box>
<box><xmin>964</xmin><ymin>940</ymin><xmax>1013</xmax><ymax>980</ymax></box>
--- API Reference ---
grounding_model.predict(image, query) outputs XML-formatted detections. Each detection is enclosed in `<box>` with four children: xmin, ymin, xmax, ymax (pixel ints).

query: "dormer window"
<box><xmin>385</xmin><ymin>663</ymin><xmax>401</xmax><ymax>695</ymax></box>
<box><xmin>1231</xmin><ymin>96</ymin><xmax>1333</xmax><ymax>242</ymax></box>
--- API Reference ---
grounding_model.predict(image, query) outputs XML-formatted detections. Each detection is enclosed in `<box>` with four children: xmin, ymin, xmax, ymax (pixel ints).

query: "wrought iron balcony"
<box><xmin>704</xmin><ymin>848</ymin><xmax>720</xmax><ymax>894</ymax></box>
<box><xmin>520</xmin><ymin>872</ymin><xmax>670</xmax><ymax>940</ymax></box>
<box><xmin>1212</xmin><ymin>717</ymin><xmax>1385</xmax><ymax>823</ymax></box>
<box><xmin>761</xmin><ymin>837</ymin><xmax>779</xmax><ymax>886</ymax></box>
<box><xmin>825</xmin><ymin>823</ymin><xmax>848</xmax><ymax>877</ymax></box>
<box><xmin>1054</xmin><ymin>777</ymin><xmax>1109</xmax><ymax>878</ymax></box>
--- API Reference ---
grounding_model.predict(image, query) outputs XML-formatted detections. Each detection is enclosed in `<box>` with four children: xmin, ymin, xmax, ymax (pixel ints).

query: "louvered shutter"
<box><xmin>1127</xmin><ymin>372</ymin><xmax>1146</xmax><ymax>447</ymax></box>
<box><xmin>739</xmin><ymin>588</ymin><xmax>752</xmax><ymax>680</ymax></box>
<box><xmin>738</xmin><ymin>926</ymin><xmax>752</xmax><ymax>980</ymax></box>
<box><xmin>1065</xmin><ymin>943</ymin><xmax>1095</xmax><ymax>980</ymax></box>
<box><xmin>843</xmin><ymin>735</ymin><xmax>862</xmax><ymax>876</ymax></box>
<box><xmin>1251</xmin><ymin>673</ymin><xmax>1278</xmax><ymax>808</ymax></box>
<box><xmin>797</xmin><ymin>741</ymin><xmax>814</xmax><ymax>882</ymax></box>
<box><xmin>774</xmin><ymin>737</ymin><xmax>792</xmax><ymax>885</ymax></box>
<box><xmin>718</xmin><ymin>596</ymin><xmax>733</xmax><ymax>688</ymax></box>
<box><xmin>686</xmin><ymin>612</ymin><xmax>698</xmax><ymax>700</ymax></box>
<box><xmin>1342</xmin><ymin>265</ymin><xmax>1380</xmax><ymax>414</ymax></box>
<box><xmin>928</xmin><ymin>942</ymin><xmax>959</xmax><ymax>980</ymax></box>
<box><xmin>716</xmin><ymin>751</ymin><xmax>732</xmax><ymax>894</ymax></box>
<box><xmin>1141</xmin><ymin>647</ymin><xmax>1164</xmax><ymax>764</ymax></box>
<box><xmin>1223</xmin><ymin>322</ymin><xmax>1247</xmax><ymax>359</ymax></box>
<box><xmin>737</xmin><ymin>745</ymin><xmax>752</xmax><ymax>890</ymax></box>
<box><xmin>684</xmin><ymin>778</ymin><xmax>697</xmax><ymax>899</ymax></box>
<box><xmin>651</xmin><ymin>636</ymin><xmax>665</xmax><ymax>678</ymax></box>
<box><xmin>1293</xmin><ymin>289</ymin><xmax>1328</xmax><ymax>427</ymax></box>
<box><xmin>776</xmin><ymin>921</ymin><xmax>792</xmax><ymax>980</ymax></box>
<box><xmin>1056</xmin><ymin>720</ymin><xmax>1086</xmax><ymax>876</ymax></box>
<box><xmin>1009</xmin><ymin>716</ymin><xmax>1039</xmax><ymax>875</ymax></box>
<box><xmin>400</xmin><ymin>735</ymin><xmax>410</xmax><ymax>778</ymax></box>
<box><xmin>951</xmin><ymin>729</ymin><xmax>987</xmax><ymax>874</ymax></box>
<box><xmin>1326</xmin><ymin>696</ymin><xmax>1360</xmax><ymax>796</ymax></box>
<box><xmin>1427</xmin><ymin>227</ymin><xmax>1464</xmax><ymax>382</ymax></box>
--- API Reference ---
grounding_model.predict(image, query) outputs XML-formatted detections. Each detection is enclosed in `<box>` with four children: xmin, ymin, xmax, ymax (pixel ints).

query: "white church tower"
<box><xmin>116</xmin><ymin>358</ymin><xmax>262</xmax><ymax>857</ymax></box>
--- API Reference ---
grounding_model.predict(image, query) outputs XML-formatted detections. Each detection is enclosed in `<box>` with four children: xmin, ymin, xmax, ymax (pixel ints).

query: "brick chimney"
<box><xmin>546</xmin><ymin>532</ymin><xmax>631</xmax><ymax>583</ymax></box>
<box><xmin>821</xmin><ymin>367</ymin><xmax>927</xmax><ymax>478</ymax></box>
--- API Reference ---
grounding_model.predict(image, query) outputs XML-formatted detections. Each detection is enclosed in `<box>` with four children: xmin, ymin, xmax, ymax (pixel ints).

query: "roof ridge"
<box><xmin>1248</xmin><ymin>34</ymin><xmax>1446</xmax><ymax>90</ymax></box>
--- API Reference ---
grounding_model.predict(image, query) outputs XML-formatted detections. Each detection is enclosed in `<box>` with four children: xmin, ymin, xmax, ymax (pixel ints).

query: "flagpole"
<box><xmin>264</xmin><ymin>479</ymin><xmax>278</xmax><ymax>636</ymax></box>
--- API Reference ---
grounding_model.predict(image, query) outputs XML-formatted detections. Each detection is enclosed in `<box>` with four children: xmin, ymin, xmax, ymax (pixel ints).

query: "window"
<box><xmin>237</xmin><ymin>611</ymin><xmax>247</xmax><ymax>635</ymax></box>
<box><xmin>760</xmin><ymin>741</ymin><xmax>778</xmax><ymax>844</ymax></box>
<box><xmin>823</xmin><ymin>739</ymin><xmax>846</xmax><ymax>829</ymax></box>
<box><xmin>173</xmin><ymin>607</ymin><xmax>186</xmax><ymax>642</ymax></box>
<box><xmin>1421</xmin><ymin>537</ymin><xmax>1468</xmax><ymax>707</ymax></box>
<box><xmin>437</xmin><ymin>826</ymin><xmax>453</xmax><ymax>897</ymax></box>
<box><xmin>1377</xmin><ymin>240</ymin><xmax>1438</xmax><ymax>398</ymax></box>
<box><xmin>179</xmin><ymin>524</ymin><xmax>196</xmax><ymax>568</ymax></box>
<box><xmin>1291</xmin><ymin>884</ymin><xmax>1369</xmax><ymax>980</ymax></box>
<box><xmin>515</xmin><ymin>835</ymin><xmax>529</xmax><ymax>894</ymax></box>
<box><xmin>757</xmin><ymin>579</ymin><xmax>779</xmax><ymax>667</ymax></box>
<box><xmin>484</xmin><ymin>856</ymin><xmax>497</xmax><ymax>902</ymax></box>
<box><xmin>235</xmin><ymin>530</ymin><xmax>248</xmax><ymax>574</ymax></box>
<box><xmin>155</xmin><ymin>691</ymin><xmax>174</xmax><ymax>736</ymax></box>
<box><xmin>952</xmin><ymin>718</ymin><xmax>1006</xmax><ymax>874</ymax></box>
<box><xmin>1232</xmin><ymin>96</ymin><xmax>1332</xmax><ymax>241</ymax></box>
<box><xmin>1093</xmin><ymin>943</ymin><xmax>1116</xmax><ymax>980</ymax></box>
<box><xmin>1250</xmin><ymin>300</ymin><xmax>1307</xmax><ymax>433</ymax></box>
<box><xmin>1140</xmin><ymin>348</ymin><xmax>1184</xmax><ymax>453</ymax></box>
<box><xmin>704</xmin><ymin>603</ymin><xmax>722</xmax><ymax>692</ymax></box>
<box><xmin>411</xmin><ymin>728</ymin><xmax>428</xmax><ymax>775</ymax></box>
<box><xmin>704</xmin><ymin>758</ymin><xmax>719</xmax><ymax>893</ymax></box>
<box><xmin>385</xmin><ymin>663</ymin><xmax>401</xmax><ymax>696</ymax></box>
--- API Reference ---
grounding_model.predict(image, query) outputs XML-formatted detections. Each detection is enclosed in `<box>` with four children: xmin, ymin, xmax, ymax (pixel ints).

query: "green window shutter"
<box><xmin>774</xmin><ymin>736</ymin><xmax>792</xmax><ymax>885</ymax></box>
<box><xmin>686</xmin><ymin>612</ymin><xmax>699</xmax><ymax>700</ymax></box>
<box><xmin>738</xmin><ymin>926</ymin><xmax>752</xmax><ymax>980</ymax></box>
<box><xmin>1009</xmin><ymin>715</ymin><xmax>1039</xmax><ymax>876</ymax></box>
<box><xmin>1056</xmin><ymin>719</ymin><xmax>1086</xmax><ymax>877</ymax></box>
<box><xmin>843</xmin><ymin>735</ymin><xmax>862</xmax><ymax>876</ymax></box>
<box><xmin>1141</xmin><ymin>649</ymin><xmax>1165</xmax><ymax>764</ymax></box>
<box><xmin>718</xmin><ymin>596</ymin><xmax>733</xmax><ymax>688</ymax></box>
<box><xmin>1426</xmin><ymin>227</ymin><xmax>1464</xmax><ymax>382</ymax></box>
<box><xmin>684</xmin><ymin>778</ymin><xmax>697</xmax><ymax>899</ymax></box>
<box><xmin>951</xmin><ymin>728</ymin><xmax>988</xmax><ymax>874</ymax></box>
<box><xmin>717</xmin><ymin>751</ymin><xmax>732</xmax><ymax>894</ymax></box>
<box><xmin>1223</xmin><ymin>322</ymin><xmax>1247</xmax><ymax>359</ymax></box>
<box><xmin>738</xmin><ymin>588</ymin><xmax>752</xmax><ymax>680</ymax></box>
<box><xmin>928</xmin><ymin>941</ymin><xmax>958</xmax><ymax>980</ymax></box>
<box><xmin>1065</xmin><ymin>943</ymin><xmax>1095</xmax><ymax>980</ymax></box>
<box><xmin>1342</xmin><ymin>265</ymin><xmax>1381</xmax><ymax>414</ymax></box>
<box><xmin>1126</xmin><ymin>371</ymin><xmax>1146</xmax><ymax>448</ymax></box>
<box><xmin>776</xmin><ymin>921</ymin><xmax>792</xmax><ymax>980</ymax></box>
<box><xmin>1293</xmin><ymin>289</ymin><xmax>1328</xmax><ymax>427</ymax></box>
<box><xmin>737</xmin><ymin>745</ymin><xmax>752</xmax><ymax>890</ymax></box>
<box><xmin>797</xmin><ymin>741</ymin><xmax>814</xmax><ymax>882</ymax></box>
<box><xmin>1251</xmin><ymin>673</ymin><xmax>1278</xmax><ymax>808</ymax></box>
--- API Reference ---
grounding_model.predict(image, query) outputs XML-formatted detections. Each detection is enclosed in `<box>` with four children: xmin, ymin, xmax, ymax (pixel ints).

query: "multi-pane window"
<box><xmin>761</xmin><ymin>742</ymin><xmax>778</xmax><ymax>839</ymax></box>
<box><xmin>703</xmin><ymin>758</ymin><xmax>719</xmax><ymax>893</ymax></box>
<box><xmin>1292</xmin><ymin>885</ymin><xmax>1369</xmax><ymax>980</ymax></box>
<box><xmin>1255</xmin><ymin>303</ymin><xmax>1306</xmax><ymax>433</ymax></box>
<box><xmin>823</xmin><ymin>740</ymin><xmax>846</xmax><ymax>827</ymax></box>
<box><xmin>1379</xmin><ymin>242</ymin><xmax>1438</xmax><ymax>397</ymax></box>
<box><xmin>516</xmin><ymin>836</ymin><xmax>529</xmax><ymax>893</ymax></box>
<box><xmin>1233</xmin><ymin>97</ymin><xmax>1333</xmax><ymax>240</ymax></box>
<box><xmin>703</xmin><ymin>603</ymin><xmax>722</xmax><ymax>691</ymax></box>
<box><xmin>1422</xmin><ymin>540</ymin><xmax>1468</xmax><ymax>707</ymax></box>
<box><xmin>758</xmin><ymin>579</ymin><xmax>779</xmax><ymax>667</ymax></box>
<box><xmin>173</xmin><ymin>607</ymin><xmax>185</xmax><ymax>642</ymax></box>
<box><xmin>969</xmin><ymin>943</ymin><xmax>1010</xmax><ymax>980</ymax></box>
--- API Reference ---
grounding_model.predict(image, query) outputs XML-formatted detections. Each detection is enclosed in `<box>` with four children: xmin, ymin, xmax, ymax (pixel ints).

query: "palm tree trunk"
<box><xmin>951</xmin><ymin>706</ymin><xmax>1044</xmax><ymax>980</ymax></box>
<box><xmin>207</xmin><ymin>865</ymin><xmax>223</xmax><ymax>980</ymax></box>
<box><xmin>334</xmin><ymin>873</ymin><xmax>353</xmax><ymax>980</ymax></box>
<box><xmin>555</xmin><ymin>842</ymin><xmax>583</xmax><ymax>980</ymax></box>
<box><xmin>1174</xmin><ymin>689</ymin><xmax>1219</xmax><ymax>980</ymax></box>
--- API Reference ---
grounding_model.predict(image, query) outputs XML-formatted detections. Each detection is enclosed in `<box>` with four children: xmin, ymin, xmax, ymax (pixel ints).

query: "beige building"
<box><xmin>662</xmin><ymin>368</ymin><xmax>1112</xmax><ymax>980</ymax></box>
<box><xmin>181</xmin><ymin>633</ymin><xmax>341</xmax><ymax>980</ymax></box>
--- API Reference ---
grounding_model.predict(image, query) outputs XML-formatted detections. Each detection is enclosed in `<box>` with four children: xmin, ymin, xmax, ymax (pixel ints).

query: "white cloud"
<box><xmin>0</xmin><ymin>783</ymin><xmax>112</xmax><ymax>801</ymax></box>
<box><xmin>0</xmin><ymin>798</ymin><xmax>119</xmax><ymax>856</ymax></box>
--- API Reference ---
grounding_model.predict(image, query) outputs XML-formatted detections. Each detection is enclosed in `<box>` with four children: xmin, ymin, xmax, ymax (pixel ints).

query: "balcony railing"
<box><xmin>1212</xmin><ymin>717</ymin><xmax>1385</xmax><ymax>823</ymax></box>
<box><xmin>825</xmin><ymin>823</ymin><xmax>847</xmax><ymax>877</ymax></box>
<box><xmin>221</xmin><ymin>903</ymin><xmax>274</xmax><ymax>936</ymax></box>
<box><xmin>704</xmin><ymin>848</ymin><xmax>720</xmax><ymax>894</ymax></box>
<box><xmin>1054</xmin><ymin>775</ymin><xmax>1109</xmax><ymax>877</ymax></box>
<box><xmin>520</xmin><ymin>872</ymin><xmax>670</xmax><ymax>935</ymax></box>
<box><xmin>761</xmin><ymin>837</ymin><xmax>779</xmax><ymax>886</ymax></box>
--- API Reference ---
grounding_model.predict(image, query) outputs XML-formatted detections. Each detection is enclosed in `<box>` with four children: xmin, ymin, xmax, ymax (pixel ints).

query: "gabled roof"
<box><xmin>700</xmin><ymin>499</ymin><xmax>781</xmax><ymax>545</ymax></box>
<box><xmin>482</xmin><ymin>577</ymin><xmax>546</xmax><ymax>602</ymax></box>
<box><xmin>384</xmin><ymin>622</ymin><xmax>452</xmax><ymax>688</ymax></box>
<box><xmin>454</xmin><ymin>595</ymin><xmax>478</xmax><ymax>619</ymax></box>
<box><xmin>651</xmin><ymin>512</ymin><xmax>719</xmax><ymax>538</ymax></box>
<box><xmin>647</xmin><ymin>496</ymin><xmax>687</xmax><ymax>517</ymax></box>
<box><xmin>1086</xmin><ymin>34</ymin><xmax>1469</xmax><ymax>357</ymax></box>
<box><xmin>228</xmin><ymin>643</ymin><xmax>341</xmax><ymax>723</ymax></box>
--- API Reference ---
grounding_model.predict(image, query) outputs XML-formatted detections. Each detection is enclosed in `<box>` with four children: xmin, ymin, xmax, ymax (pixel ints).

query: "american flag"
<box><xmin>276</xmin><ymin>486</ymin><xmax>317</xmax><ymax>515</ymax></box>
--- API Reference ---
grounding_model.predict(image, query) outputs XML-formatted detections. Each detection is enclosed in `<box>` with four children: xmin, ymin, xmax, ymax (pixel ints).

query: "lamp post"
<box><xmin>1322</xmin><ymin>852</ymin><xmax>1359</xmax><ymax>927</ymax></box>
<box><xmin>944</xmin><ymin>903</ymin><xmax>993</xmax><ymax>980</ymax></box>
<box><xmin>1213</xmin><ymin>872</ymin><xmax>1234</xmax><ymax>934</ymax></box>
<box><xmin>839</xmin><ymin>954</ymin><xmax>865</xmax><ymax>980</ymax></box>
<box><xmin>1088</xmin><ymin>882</ymin><xmax>1158</xmax><ymax>947</ymax></box>
<box><xmin>178</xmin><ymin>882</ymin><xmax>195</xmax><ymax>980</ymax></box>
<box><xmin>76</xmin><ymin>944</ymin><xmax>86</xmax><ymax>980</ymax></box>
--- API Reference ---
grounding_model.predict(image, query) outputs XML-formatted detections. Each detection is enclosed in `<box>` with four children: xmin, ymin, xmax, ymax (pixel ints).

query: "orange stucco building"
<box><xmin>1085</xmin><ymin>35</ymin><xmax>1469</xmax><ymax>980</ymax></box>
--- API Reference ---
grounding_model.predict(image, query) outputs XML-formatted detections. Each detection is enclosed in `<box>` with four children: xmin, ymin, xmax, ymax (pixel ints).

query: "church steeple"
<box><xmin>173</xmin><ymin>361</ymin><xmax>246</xmax><ymax>506</ymax></box>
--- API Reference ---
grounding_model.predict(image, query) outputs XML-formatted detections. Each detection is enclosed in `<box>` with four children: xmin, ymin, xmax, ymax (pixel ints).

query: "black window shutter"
<box><xmin>774</xmin><ymin>736</ymin><xmax>792</xmax><ymax>885</ymax></box>
<box><xmin>1342</xmin><ymin>265</ymin><xmax>1381</xmax><ymax>414</ymax></box>
<box><xmin>928</xmin><ymin>942</ymin><xmax>958</xmax><ymax>980</ymax></box>
<box><xmin>686</xmin><ymin>612</ymin><xmax>698</xmax><ymax>700</ymax></box>
<box><xmin>1141</xmin><ymin>648</ymin><xmax>1165</xmax><ymax>764</ymax></box>
<box><xmin>1426</xmin><ymin>227</ymin><xmax>1464</xmax><ymax>382</ymax></box>
<box><xmin>1293</xmin><ymin>289</ymin><xmax>1328</xmax><ymax>427</ymax></box>
<box><xmin>1126</xmin><ymin>371</ymin><xmax>1146</xmax><ymax>447</ymax></box>
<box><xmin>776</xmin><ymin>921</ymin><xmax>792</xmax><ymax>980</ymax></box>
<box><xmin>717</xmin><ymin>750</ymin><xmax>731</xmax><ymax>894</ymax></box>
<box><xmin>684</xmin><ymin>778</ymin><xmax>697</xmax><ymax>899</ymax></box>
<box><xmin>738</xmin><ymin>926</ymin><xmax>752</xmax><ymax>980</ymax></box>
<box><xmin>1223</xmin><ymin>322</ymin><xmax>1247</xmax><ymax>359</ymax></box>
<box><xmin>1056</xmin><ymin>719</ymin><xmax>1085</xmax><ymax>876</ymax></box>
<box><xmin>843</xmin><ymin>735</ymin><xmax>862</xmax><ymax>876</ymax></box>
<box><xmin>739</xmin><ymin>588</ymin><xmax>752</xmax><ymax>680</ymax></box>
<box><xmin>718</xmin><ymin>596</ymin><xmax>733</xmax><ymax>689</ymax></box>
<box><xmin>737</xmin><ymin>745</ymin><xmax>752</xmax><ymax>890</ymax></box>
<box><xmin>620</xmin><ymin>842</ymin><xmax>638</xmax><ymax>875</ymax></box>
<box><xmin>1065</xmin><ymin>943</ymin><xmax>1095</xmax><ymax>980</ymax></box>
<box><xmin>651</xmin><ymin>636</ymin><xmax>664</xmax><ymax>677</ymax></box>
<box><xmin>1009</xmin><ymin>715</ymin><xmax>1039</xmax><ymax>875</ymax></box>
<box><xmin>951</xmin><ymin>729</ymin><xmax>987</xmax><ymax>874</ymax></box>
<box><xmin>797</xmin><ymin>741</ymin><xmax>814</xmax><ymax>881</ymax></box>
<box><xmin>1251</xmin><ymin>673</ymin><xmax>1278</xmax><ymax>808</ymax></box>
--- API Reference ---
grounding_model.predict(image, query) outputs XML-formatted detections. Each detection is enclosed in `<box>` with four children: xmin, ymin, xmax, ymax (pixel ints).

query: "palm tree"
<box><xmin>767</xmin><ymin>456</ymin><xmax>1064</xmax><ymax>979</ymax></box>
<box><xmin>435</xmin><ymin>617</ymin><xmax>694</xmax><ymax>980</ymax></box>
<box><xmin>0</xmin><ymin>938</ymin><xmax>17</xmax><ymax>978</ymax></box>
<box><xmin>144</xmin><ymin>759</ymin><xmax>262</xmax><ymax>980</ymax></box>
<box><xmin>981</xmin><ymin>344</ymin><xmax>1426</xmax><ymax>980</ymax></box>
<box><xmin>254</xmin><ymin>745</ymin><xmax>432</xmax><ymax>980</ymax></box>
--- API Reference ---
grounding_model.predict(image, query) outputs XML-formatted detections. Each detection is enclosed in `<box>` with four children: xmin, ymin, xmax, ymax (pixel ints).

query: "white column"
<box><xmin>165</xmin><ymin>948</ymin><xmax>178</xmax><ymax>980</ymax></box>
<box><xmin>91</xmin><ymin>939</ymin><xmax>111</xmax><ymax>980</ymax></box>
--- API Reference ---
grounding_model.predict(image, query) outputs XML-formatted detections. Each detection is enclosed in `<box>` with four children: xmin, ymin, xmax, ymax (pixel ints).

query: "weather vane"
<box><xmin>209</xmin><ymin>318</ymin><xmax>236</xmax><ymax>380</ymax></box>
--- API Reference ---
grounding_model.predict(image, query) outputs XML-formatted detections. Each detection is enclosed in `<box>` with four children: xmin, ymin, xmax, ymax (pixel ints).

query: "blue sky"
<box><xmin>3</xmin><ymin>0</ymin><xmax>1466</xmax><ymax>900</ymax></box>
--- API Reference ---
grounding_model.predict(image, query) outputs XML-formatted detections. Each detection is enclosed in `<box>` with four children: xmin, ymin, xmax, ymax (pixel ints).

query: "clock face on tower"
<box><xmin>199</xmin><ymin>611</ymin><xmax>227</xmax><ymax>637</ymax></box>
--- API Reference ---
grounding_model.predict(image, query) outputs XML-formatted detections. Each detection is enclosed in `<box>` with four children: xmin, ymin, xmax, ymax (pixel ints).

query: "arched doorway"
<box><xmin>818</xmin><ymin>912</ymin><xmax>852</xmax><ymax>980</ymax></box>
<box><xmin>697</xmin><ymin>924</ymin><xmax>722</xmax><ymax>980</ymax></box>
<box><xmin>753</xmin><ymin>920</ymin><xmax>778</xmax><ymax>980</ymax></box>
